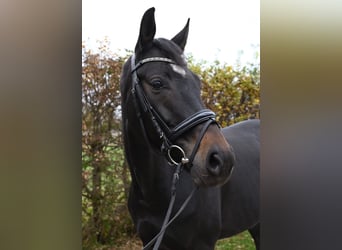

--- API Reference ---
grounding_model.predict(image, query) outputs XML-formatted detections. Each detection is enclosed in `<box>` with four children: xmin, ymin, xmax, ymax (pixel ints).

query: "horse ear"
<box><xmin>171</xmin><ymin>18</ymin><xmax>190</xmax><ymax>51</ymax></box>
<box><xmin>135</xmin><ymin>7</ymin><xmax>156</xmax><ymax>53</ymax></box>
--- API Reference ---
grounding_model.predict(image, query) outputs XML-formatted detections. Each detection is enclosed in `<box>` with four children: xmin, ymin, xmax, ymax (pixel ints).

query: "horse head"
<box><xmin>121</xmin><ymin>7</ymin><xmax>235</xmax><ymax>187</ymax></box>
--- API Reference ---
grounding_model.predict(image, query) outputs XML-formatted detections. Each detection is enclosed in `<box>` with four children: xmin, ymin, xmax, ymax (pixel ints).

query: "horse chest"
<box><xmin>136</xmin><ymin>207</ymin><xmax>221</xmax><ymax>250</ymax></box>
<box><xmin>131</xmin><ymin>188</ymin><xmax>223</xmax><ymax>249</ymax></box>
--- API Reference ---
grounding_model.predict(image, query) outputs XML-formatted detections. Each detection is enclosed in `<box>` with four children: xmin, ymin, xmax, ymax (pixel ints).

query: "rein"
<box><xmin>130</xmin><ymin>55</ymin><xmax>217</xmax><ymax>249</ymax></box>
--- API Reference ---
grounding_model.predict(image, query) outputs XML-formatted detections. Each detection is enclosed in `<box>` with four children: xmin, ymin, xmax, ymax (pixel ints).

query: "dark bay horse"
<box><xmin>120</xmin><ymin>7</ymin><xmax>259</xmax><ymax>250</ymax></box>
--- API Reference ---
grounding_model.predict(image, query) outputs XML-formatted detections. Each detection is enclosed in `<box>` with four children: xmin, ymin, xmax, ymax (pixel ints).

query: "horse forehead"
<box><xmin>170</xmin><ymin>52</ymin><xmax>187</xmax><ymax>76</ymax></box>
<box><xmin>170</xmin><ymin>64</ymin><xmax>186</xmax><ymax>77</ymax></box>
<box><xmin>143</xmin><ymin>61</ymin><xmax>187</xmax><ymax>78</ymax></box>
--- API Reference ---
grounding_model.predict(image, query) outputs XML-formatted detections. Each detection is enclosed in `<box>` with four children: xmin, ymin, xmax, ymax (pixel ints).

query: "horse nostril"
<box><xmin>207</xmin><ymin>153</ymin><xmax>223</xmax><ymax>176</ymax></box>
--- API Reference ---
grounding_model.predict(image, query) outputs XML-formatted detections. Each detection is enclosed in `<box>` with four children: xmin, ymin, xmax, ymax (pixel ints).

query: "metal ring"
<box><xmin>167</xmin><ymin>145</ymin><xmax>189</xmax><ymax>165</ymax></box>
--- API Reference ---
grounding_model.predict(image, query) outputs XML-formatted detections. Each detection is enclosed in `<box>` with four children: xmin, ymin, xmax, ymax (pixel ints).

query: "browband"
<box><xmin>131</xmin><ymin>56</ymin><xmax>176</xmax><ymax>73</ymax></box>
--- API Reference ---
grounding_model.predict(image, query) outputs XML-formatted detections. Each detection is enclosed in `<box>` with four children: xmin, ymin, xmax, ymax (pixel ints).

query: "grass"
<box><xmin>105</xmin><ymin>230</ymin><xmax>255</xmax><ymax>250</ymax></box>
<box><xmin>215</xmin><ymin>231</ymin><xmax>256</xmax><ymax>250</ymax></box>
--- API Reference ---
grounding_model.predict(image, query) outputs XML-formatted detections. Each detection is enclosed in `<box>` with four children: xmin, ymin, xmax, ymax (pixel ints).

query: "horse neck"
<box><xmin>123</xmin><ymin>114</ymin><xmax>173</xmax><ymax>201</ymax></box>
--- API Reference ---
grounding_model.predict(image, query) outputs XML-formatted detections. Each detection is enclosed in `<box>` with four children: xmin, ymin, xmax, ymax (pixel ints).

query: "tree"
<box><xmin>82</xmin><ymin>41</ymin><xmax>132</xmax><ymax>248</ymax></box>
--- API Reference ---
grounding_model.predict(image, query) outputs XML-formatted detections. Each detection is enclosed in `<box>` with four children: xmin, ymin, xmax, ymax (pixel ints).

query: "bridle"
<box><xmin>130</xmin><ymin>54</ymin><xmax>218</xmax><ymax>249</ymax></box>
<box><xmin>130</xmin><ymin>54</ymin><xmax>218</xmax><ymax>166</ymax></box>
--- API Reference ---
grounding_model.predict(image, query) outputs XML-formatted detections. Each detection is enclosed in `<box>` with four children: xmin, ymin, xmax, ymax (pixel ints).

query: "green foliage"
<box><xmin>82</xmin><ymin>39</ymin><xmax>259</xmax><ymax>248</ymax></box>
<box><xmin>189</xmin><ymin>58</ymin><xmax>260</xmax><ymax>128</ymax></box>
<box><xmin>215</xmin><ymin>231</ymin><xmax>256</xmax><ymax>250</ymax></box>
<box><xmin>82</xmin><ymin>41</ymin><xmax>133</xmax><ymax>248</ymax></box>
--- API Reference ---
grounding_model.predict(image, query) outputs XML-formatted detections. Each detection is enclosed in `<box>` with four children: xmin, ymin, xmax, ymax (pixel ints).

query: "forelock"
<box><xmin>153</xmin><ymin>38</ymin><xmax>187</xmax><ymax>66</ymax></box>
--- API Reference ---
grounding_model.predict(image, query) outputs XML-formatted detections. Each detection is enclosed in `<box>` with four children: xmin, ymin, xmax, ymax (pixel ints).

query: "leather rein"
<box><xmin>130</xmin><ymin>54</ymin><xmax>218</xmax><ymax>249</ymax></box>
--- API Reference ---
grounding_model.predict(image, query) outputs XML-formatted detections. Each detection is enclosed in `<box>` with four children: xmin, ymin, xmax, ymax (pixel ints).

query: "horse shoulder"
<box><xmin>218</xmin><ymin>119</ymin><xmax>260</xmax><ymax>237</ymax></box>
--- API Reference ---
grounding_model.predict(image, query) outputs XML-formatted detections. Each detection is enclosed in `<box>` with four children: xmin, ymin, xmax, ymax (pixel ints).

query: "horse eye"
<box><xmin>150</xmin><ymin>80</ymin><xmax>163</xmax><ymax>90</ymax></box>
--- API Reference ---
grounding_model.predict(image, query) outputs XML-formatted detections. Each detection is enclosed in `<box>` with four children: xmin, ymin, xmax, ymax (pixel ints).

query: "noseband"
<box><xmin>130</xmin><ymin>54</ymin><xmax>218</xmax><ymax>249</ymax></box>
<box><xmin>130</xmin><ymin>54</ymin><xmax>218</xmax><ymax>166</ymax></box>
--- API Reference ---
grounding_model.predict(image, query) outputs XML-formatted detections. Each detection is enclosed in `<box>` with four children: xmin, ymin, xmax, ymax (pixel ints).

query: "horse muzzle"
<box><xmin>189</xmin><ymin>126</ymin><xmax>236</xmax><ymax>187</ymax></box>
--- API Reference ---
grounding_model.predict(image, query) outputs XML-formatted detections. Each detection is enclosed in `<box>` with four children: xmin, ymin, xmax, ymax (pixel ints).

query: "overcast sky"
<box><xmin>82</xmin><ymin>0</ymin><xmax>259</xmax><ymax>65</ymax></box>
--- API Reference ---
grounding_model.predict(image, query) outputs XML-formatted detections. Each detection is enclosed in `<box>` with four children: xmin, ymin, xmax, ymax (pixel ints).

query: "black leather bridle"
<box><xmin>130</xmin><ymin>54</ymin><xmax>218</xmax><ymax>249</ymax></box>
<box><xmin>130</xmin><ymin>54</ymin><xmax>218</xmax><ymax>167</ymax></box>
